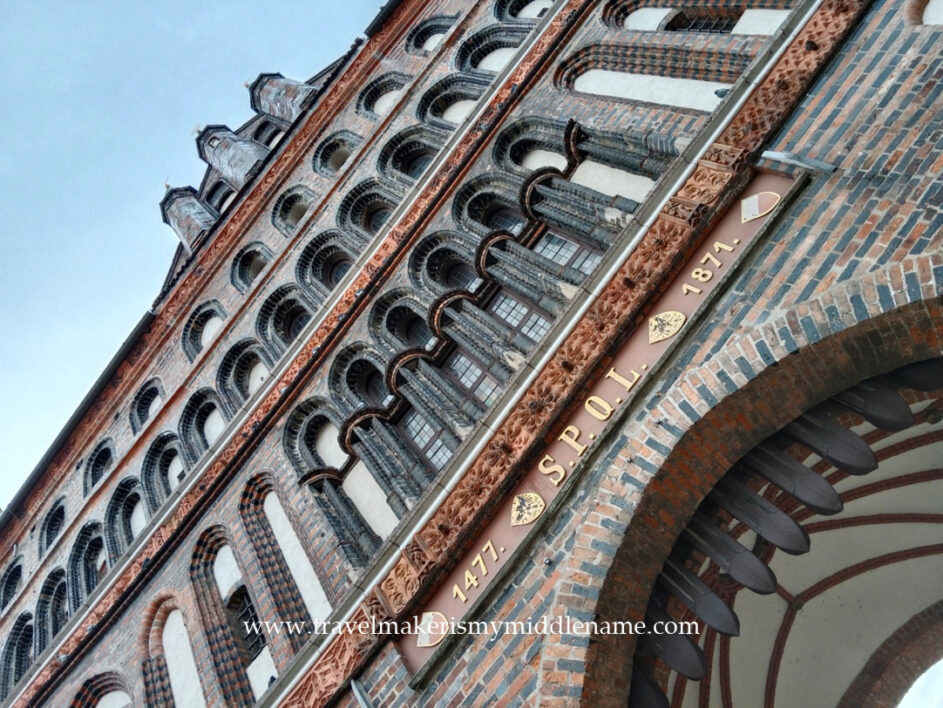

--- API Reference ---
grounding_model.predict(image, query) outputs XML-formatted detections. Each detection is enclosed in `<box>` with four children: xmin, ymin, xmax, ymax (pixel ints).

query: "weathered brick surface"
<box><xmin>2</xmin><ymin>0</ymin><xmax>941</xmax><ymax>705</ymax></box>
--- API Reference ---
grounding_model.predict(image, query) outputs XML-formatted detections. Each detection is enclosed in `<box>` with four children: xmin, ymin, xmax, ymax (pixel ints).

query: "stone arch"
<box><xmin>452</xmin><ymin>173</ymin><xmax>526</xmax><ymax>236</ymax></box>
<box><xmin>494</xmin><ymin>0</ymin><xmax>555</xmax><ymax>22</ymax></box>
<box><xmin>189</xmin><ymin>526</ymin><xmax>259</xmax><ymax>706</ymax></box>
<box><xmin>239</xmin><ymin>473</ymin><xmax>331</xmax><ymax>634</ymax></box>
<box><xmin>492</xmin><ymin>116</ymin><xmax>568</xmax><ymax>175</ymax></box>
<box><xmin>35</xmin><ymin>568</ymin><xmax>68</xmax><ymax>656</ymax></box>
<box><xmin>0</xmin><ymin>559</ymin><xmax>23</xmax><ymax>610</ymax></box>
<box><xmin>282</xmin><ymin>396</ymin><xmax>347</xmax><ymax>477</ymax></box>
<box><xmin>67</xmin><ymin>521</ymin><xmax>108</xmax><ymax>612</ymax></box>
<box><xmin>328</xmin><ymin>344</ymin><xmax>392</xmax><ymax>411</ymax></box>
<box><xmin>528</xmin><ymin>257</ymin><xmax>943</xmax><ymax>706</ymax></box>
<box><xmin>38</xmin><ymin>498</ymin><xmax>67</xmax><ymax>557</ymax></box>
<box><xmin>140</xmin><ymin>592</ymin><xmax>207</xmax><ymax>708</ymax></box>
<box><xmin>296</xmin><ymin>229</ymin><xmax>360</xmax><ymax>295</ymax></box>
<box><xmin>407</xmin><ymin>230</ymin><xmax>479</xmax><ymax>295</ymax></box>
<box><xmin>336</xmin><ymin>178</ymin><xmax>400</xmax><ymax>239</ymax></box>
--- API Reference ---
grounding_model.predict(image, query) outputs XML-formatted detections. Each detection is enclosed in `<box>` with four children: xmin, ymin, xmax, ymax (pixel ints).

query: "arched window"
<box><xmin>256</xmin><ymin>285</ymin><xmax>314</xmax><ymax>356</ymax></box>
<box><xmin>272</xmin><ymin>185</ymin><xmax>317</xmax><ymax>236</ymax></box>
<box><xmin>378</xmin><ymin>126</ymin><xmax>446</xmax><ymax>185</ymax></box>
<box><xmin>253</xmin><ymin>119</ymin><xmax>284</xmax><ymax>148</ymax></box>
<box><xmin>457</xmin><ymin>25</ymin><xmax>529</xmax><ymax>75</ymax></box>
<box><xmin>144</xmin><ymin>600</ymin><xmax>207</xmax><ymax>708</ymax></box>
<box><xmin>453</xmin><ymin>175</ymin><xmax>526</xmax><ymax>235</ymax></box>
<box><xmin>496</xmin><ymin>0</ymin><xmax>554</xmax><ymax>21</ymax></box>
<box><xmin>556</xmin><ymin>44</ymin><xmax>746</xmax><ymax>112</ymax></box>
<box><xmin>241</xmin><ymin>476</ymin><xmax>332</xmax><ymax>635</ymax></box>
<box><xmin>346</xmin><ymin>359</ymin><xmax>389</xmax><ymax>408</ymax></box>
<box><xmin>0</xmin><ymin>614</ymin><xmax>33</xmax><ymax>697</ymax></box>
<box><xmin>297</xmin><ymin>231</ymin><xmax>358</xmax><ymax>293</ymax></box>
<box><xmin>218</xmin><ymin>339</ymin><xmax>272</xmax><ymax>409</ymax></box>
<box><xmin>191</xmin><ymin>533</ymin><xmax>276</xmax><ymax>702</ymax></box>
<box><xmin>39</xmin><ymin>502</ymin><xmax>67</xmax><ymax>556</ymax></box>
<box><xmin>390</xmin><ymin>306</ymin><xmax>434</xmax><ymax>348</ymax></box>
<box><xmin>142</xmin><ymin>433</ymin><xmax>187</xmax><ymax>512</ymax></box>
<box><xmin>129</xmin><ymin>378</ymin><xmax>164</xmax><ymax>434</ymax></box>
<box><xmin>427</xmin><ymin>248</ymin><xmax>479</xmax><ymax>291</ymax></box>
<box><xmin>312</xmin><ymin>130</ymin><xmax>362</xmax><ymax>176</ymax></box>
<box><xmin>179</xmin><ymin>390</ymin><xmax>229</xmax><ymax>465</ymax></box>
<box><xmin>84</xmin><ymin>440</ymin><xmax>115</xmax><ymax>495</ymax></box>
<box><xmin>337</xmin><ymin>180</ymin><xmax>400</xmax><ymax>240</ymax></box>
<box><xmin>105</xmin><ymin>477</ymin><xmax>148</xmax><ymax>559</ymax></box>
<box><xmin>205</xmin><ymin>180</ymin><xmax>237</xmax><ymax>215</ymax></box>
<box><xmin>283</xmin><ymin>399</ymin><xmax>348</xmax><ymax>475</ymax></box>
<box><xmin>35</xmin><ymin>569</ymin><xmax>68</xmax><ymax>655</ymax></box>
<box><xmin>68</xmin><ymin>523</ymin><xmax>107</xmax><ymax>611</ymax></box>
<box><xmin>400</xmin><ymin>409</ymin><xmax>453</xmax><ymax>471</ymax></box>
<box><xmin>230</xmin><ymin>242</ymin><xmax>272</xmax><ymax>292</ymax></box>
<box><xmin>417</xmin><ymin>75</ymin><xmax>489</xmax><ymax>128</ymax></box>
<box><xmin>665</xmin><ymin>8</ymin><xmax>739</xmax><ymax>32</ymax></box>
<box><xmin>0</xmin><ymin>563</ymin><xmax>22</xmax><ymax>610</ymax></box>
<box><xmin>406</xmin><ymin>14</ymin><xmax>456</xmax><ymax>53</ymax></box>
<box><xmin>182</xmin><ymin>301</ymin><xmax>226</xmax><ymax>362</ymax></box>
<box><xmin>357</xmin><ymin>72</ymin><xmax>410</xmax><ymax>118</ymax></box>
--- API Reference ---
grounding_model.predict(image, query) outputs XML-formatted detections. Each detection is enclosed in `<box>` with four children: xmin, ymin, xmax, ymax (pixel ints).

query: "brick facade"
<box><xmin>1</xmin><ymin>0</ymin><xmax>940</xmax><ymax>706</ymax></box>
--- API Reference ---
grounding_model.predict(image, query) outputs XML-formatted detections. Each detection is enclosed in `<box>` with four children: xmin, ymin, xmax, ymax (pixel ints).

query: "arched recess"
<box><xmin>189</xmin><ymin>527</ymin><xmax>273</xmax><ymax>705</ymax></box>
<box><xmin>240</xmin><ymin>474</ymin><xmax>332</xmax><ymax>631</ymax></box>
<box><xmin>67</xmin><ymin>522</ymin><xmax>108</xmax><ymax>612</ymax></box>
<box><xmin>68</xmin><ymin>672</ymin><xmax>132</xmax><ymax>708</ymax></box>
<box><xmin>530</xmin><ymin>260</ymin><xmax>943</xmax><ymax>707</ymax></box>
<box><xmin>0</xmin><ymin>613</ymin><xmax>34</xmax><ymax>699</ymax></box>
<box><xmin>142</xmin><ymin>432</ymin><xmax>188</xmax><ymax>512</ymax></box>
<box><xmin>218</xmin><ymin>338</ymin><xmax>273</xmax><ymax>409</ymax></box>
<box><xmin>456</xmin><ymin>24</ymin><xmax>530</xmax><ymax>76</ymax></box>
<box><xmin>104</xmin><ymin>476</ymin><xmax>148</xmax><ymax>560</ymax></box>
<box><xmin>140</xmin><ymin>593</ymin><xmax>207</xmax><ymax>708</ymax></box>
<box><xmin>555</xmin><ymin>43</ymin><xmax>750</xmax><ymax>112</ymax></box>
<box><xmin>35</xmin><ymin>569</ymin><xmax>68</xmax><ymax>655</ymax></box>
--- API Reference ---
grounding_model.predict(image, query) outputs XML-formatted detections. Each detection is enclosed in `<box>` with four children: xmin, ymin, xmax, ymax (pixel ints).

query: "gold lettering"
<box><xmin>605</xmin><ymin>367</ymin><xmax>641</xmax><ymax>392</ymax></box>
<box><xmin>585</xmin><ymin>396</ymin><xmax>614</xmax><ymax>421</ymax></box>
<box><xmin>557</xmin><ymin>426</ymin><xmax>587</xmax><ymax>455</ymax></box>
<box><xmin>538</xmin><ymin>454</ymin><xmax>567</xmax><ymax>486</ymax></box>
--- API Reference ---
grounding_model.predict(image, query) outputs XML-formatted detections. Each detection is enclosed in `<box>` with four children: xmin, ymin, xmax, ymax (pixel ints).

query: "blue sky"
<box><xmin>0</xmin><ymin>0</ymin><xmax>381</xmax><ymax>510</ymax></box>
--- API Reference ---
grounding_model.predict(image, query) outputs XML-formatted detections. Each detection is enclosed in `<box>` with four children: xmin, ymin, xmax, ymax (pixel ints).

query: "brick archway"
<box><xmin>533</xmin><ymin>254</ymin><xmax>942</xmax><ymax>706</ymax></box>
<box><xmin>838</xmin><ymin>599</ymin><xmax>943</xmax><ymax>708</ymax></box>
